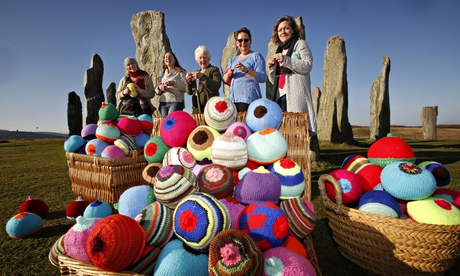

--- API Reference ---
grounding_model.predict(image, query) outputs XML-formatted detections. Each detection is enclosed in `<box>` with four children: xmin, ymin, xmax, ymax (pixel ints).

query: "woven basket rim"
<box><xmin>66</xmin><ymin>150</ymin><xmax>146</xmax><ymax>167</ymax></box>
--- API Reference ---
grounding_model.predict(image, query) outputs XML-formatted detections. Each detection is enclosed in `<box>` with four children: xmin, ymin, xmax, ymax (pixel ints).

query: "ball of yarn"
<box><xmin>380</xmin><ymin>162</ymin><xmax>436</xmax><ymax>200</ymax></box>
<box><xmin>358</xmin><ymin>190</ymin><xmax>401</xmax><ymax>218</ymax></box>
<box><xmin>268</xmin><ymin>158</ymin><xmax>305</xmax><ymax>199</ymax></box>
<box><xmin>118</xmin><ymin>116</ymin><xmax>143</xmax><ymax>136</ymax></box>
<box><xmin>173</xmin><ymin>193</ymin><xmax>231</xmax><ymax>251</ymax></box>
<box><xmin>247</xmin><ymin>128</ymin><xmax>287</xmax><ymax>165</ymax></box>
<box><xmin>238</xmin><ymin>202</ymin><xmax>289</xmax><ymax>251</ymax></box>
<box><xmin>187</xmin><ymin>125</ymin><xmax>221</xmax><ymax>161</ymax></box>
<box><xmin>87</xmin><ymin>214</ymin><xmax>146</xmax><ymax>272</ymax></box>
<box><xmin>197</xmin><ymin>164</ymin><xmax>235</xmax><ymax>199</ymax></box>
<box><xmin>204</xmin><ymin>96</ymin><xmax>237</xmax><ymax>132</ymax></box>
<box><xmin>115</xmin><ymin>185</ymin><xmax>155</xmax><ymax>219</ymax></box>
<box><xmin>18</xmin><ymin>195</ymin><xmax>49</xmax><ymax>217</ymax></box>
<box><xmin>341</xmin><ymin>154</ymin><xmax>369</xmax><ymax>173</ymax></box>
<box><xmin>234</xmin><ymin>166</ymin><xmax>281</xmax><ymax>205</ymax></box>
<box><xmin>225</xmin><ymin>121</ymin><xmax>252</xmax><ymax>142</ymax></box>
<box><xmin>263</xmin><ymin>247</ymin><xmax>316</xmax><ymax>276</ymax></box>
<box><xmin>144</xmin><ymin>136</ymin><xmax>170</xmax><ymax>163</ymax></box>
<box><xmin>433</xmin><ymin>188</ymin><xmax>460</xmax><ymax>209</ymax></box>
<box><xmin>418</xmin><ymin>161</ymin><xmax>451</xmax><ymax>187</ymax></box>
<box><xmin>136</xmin><ymin>201</ymin><xmax>174</xmax><ymax>247</ymax></box>
<box><xmin>137</xmin><ymin>114</ymin><xmax>154</xmax><ymax>131</ymax></box>
<box><xmin>6</xmin><ymin>212</ymin><xmax>43</xmax><ymax>238</ymax></box>
<box><xmin>367</xmin><ymin>133</ymin><xmax>416</xmax><ymax>168</ymax></box>
<box><xmin>282</xmin><ymin>235</ymin><xmax>308</xmax><ymax>259</ymax></box>
<box><xmin>101</xmin><ymin>145</ymin><xmax>126</xmax><ymax>158</ymax></box>
<box><xmin>219</xmin><ymin>196</ymin><xmax>246</xmax><ymax>229</ymax></box>
<box><xmin>64</xmin><ymin>135</ymin><xmax>87</xmax><ymax>153</ymax></box>
<box><xmin>114</xmin><ymin>134</ymin><xmax>137</xmax><ymax>155</ymax></box>
<box><xmin>142</xmin><ymin>163</ymin><xmax>163</xmax><ymax>185</ymax></box>
<box><xmin>98</xmin><ymin>103</ymin><xmax>119</xmax><ymax>121</ymax></box>
<box><xmin>407</xmin><ymin>197</ymin><xmax>460</xmax><ymax>225</ymax></box>
<box><xmin>245</xmin><ymin>98</ymin><xmax>283</xmax><ymax>132</ymax></box>
<box><xmin>64</xmin><ymin>216</ymin><xmax>102</xmax><ymax>263</ymax></box>
<box><xmin>355</xmin><ymin>163</ymin><xmax>383</xmax><ymax>192</ymax></box>
<box><xmin>95</xmin><ymin>122</ymin><xmax>120</xmax><ymax>143</ymax></box>
<box><xmin>208</xmin><ymin>229</ymin><xmax>264</xmax><ymax>276</ymax></box>
<box><xmin>154</xmin><ymin>165</ymin><xmax>198</xmax><ymax>209</ymax></box>
<box><xmin>325</xmin><ymin>169</ymin><xmax>363</xmax><ymax>205</ymax></box>
<box><xmin>83</xmin><ymin>200</ymin><xmax>112</xmax><ymax>218</ymax></box>
<box><xmin>85</xmin><ymin>138</ymin><xmax>109</xmax><ymax>157</ymax></box>
<box><xmin>66</xmin><ymin>196</ymin><xmax>90</xmax><ymax>220</ymax></box>
<box><xmin>81</xmin><ymin>124</ymin><xmax>98</xmax><ymax>140</ymax></box>
<box><xmin>162</xmin><ymin>147</ymin><xmax>197</xmax><ymax>170</ymax></box>
<box><xmin>134</xmin><ymin>132</ymin><xmax>150</xmax><ymax>149</ymax></box>
<box><xmin>161</xmin><ymin>111</ymin><xmax>197</xmax><ymax>147</ymax></box>
<box><xmin>211</xmin><ymin>132</ymin><xmax>248</xmax><ymax>170</ymax></box>
<box><xmin>280</xmin><ymin>197</ymin><xmax>316</xmax><ymax>239</ymax></box>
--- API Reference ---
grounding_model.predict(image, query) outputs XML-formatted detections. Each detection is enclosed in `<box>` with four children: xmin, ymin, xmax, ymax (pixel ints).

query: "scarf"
<box><xmin>270</xmin><ymin>34</ymin><xmax>298</xmax><ymax>101</ymax></box>
<box><xmin>128</xmin><ymin>69</ymin><xmax>148</xmax><ymax>89</ymax></box>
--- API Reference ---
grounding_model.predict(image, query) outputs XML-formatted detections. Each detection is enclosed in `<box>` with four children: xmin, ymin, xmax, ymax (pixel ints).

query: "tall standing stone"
<box><xmin>312</xmin><ymin>86</ymin><xmax>321</xmax><ymax>117</ymax></box>
<box><xmin>421</xmin><ymin>106</ymin><xmax>438</xmax><ymax>140</ymax></box>
<box><xmin>67</xmin><ymin>91</ymin><xmax>82</xmax><ymax>136</ymax></box>
<box><xmin>317</xmin><ymin>35</ymin><xmax>354</xmax><ymax>143</ymax></box>
<box><xmin>370</xmin><ymin>56</ymin><xmax>391</xmax><ymax>140</ymax></box>
<box><xmin>106</xmin><ymin>82</ymin><xmax>116</xmax><ymax>106</ymax></box>
<box><xmin>220</xmin><ymin>33</ymin><xmax>239</xmax><ymax>98</ymax></box>
<box><xmin>130</xmin><ymin>10</ymin><xmax>171</xmax><ymax>116</ymax></box>
<box><xmin>83</xmin><ymin>53</ymin><xmax>104</xmax><ymax>125</ymax></box>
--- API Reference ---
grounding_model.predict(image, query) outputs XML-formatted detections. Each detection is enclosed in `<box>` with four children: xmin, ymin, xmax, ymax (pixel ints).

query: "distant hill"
<box><xmin>0</xmin><ymin>129</ymin><xmax>66</xmax><ymax>140</ymax></box>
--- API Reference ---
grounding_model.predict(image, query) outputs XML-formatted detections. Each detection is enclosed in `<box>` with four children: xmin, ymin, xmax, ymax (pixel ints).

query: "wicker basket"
<box><xmin>58</xmin><ymin>255</ymin><xmax>143</xmax><ymax>276</ymax></box>
<box><xmin>318</xmin><ymin>173</ymin><xmax>460</xmax><ymax>276</ymax></box>
<box><xmin>65</xmin><ymin>150</ymin><xmax>148</xmax><ymax>205</ymax></box>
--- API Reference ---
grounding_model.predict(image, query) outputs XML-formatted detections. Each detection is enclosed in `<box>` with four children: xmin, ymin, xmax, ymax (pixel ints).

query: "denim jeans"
<box><xmin>159</xmin><ymin>102</ymin><xmax>184</xmax><ymax>117</ymax></box>
<box><xmin>277</xmin><ymin>95</ymin><xmax>287</xmax><ymax>112</ymax></box>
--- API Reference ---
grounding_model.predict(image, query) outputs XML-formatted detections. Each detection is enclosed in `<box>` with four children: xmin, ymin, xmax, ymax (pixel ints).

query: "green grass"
<box><xmin>1</xmin><ymin>138</ymin><xmax>459</xmax><ymax>275</ymax></box>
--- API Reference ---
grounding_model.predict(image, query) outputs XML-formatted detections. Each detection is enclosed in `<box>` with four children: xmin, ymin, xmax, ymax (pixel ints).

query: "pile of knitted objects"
<box><xmin>323</xmin><ymin>133</ymin><xmax>460</xmax><ymax>225</ymax></box>
<box><xmin>63</xmin><ymin>103</ymin><xmax>153</xmax><ymax>158</ymax></box>
<box><xmin>50</xmin><ymin>97</ymin><xmax>318</xmax><ymax>275</ymax></box>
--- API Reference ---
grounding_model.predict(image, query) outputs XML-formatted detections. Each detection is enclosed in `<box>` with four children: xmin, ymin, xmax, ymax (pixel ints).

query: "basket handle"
<box><xmin>318</xmin><ymin>174</ymin><xmax>343</xmax><ymax>213</ymax></box>
<box><xmin>129</xmin><ymin>150</ymin><xmax>139</xmax><ymax>166</ymax></box>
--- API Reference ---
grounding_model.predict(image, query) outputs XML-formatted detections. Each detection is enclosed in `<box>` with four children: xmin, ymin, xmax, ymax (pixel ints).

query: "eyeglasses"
<box><xmin>237</xmin><ymin>38</ymin><xmax>249</xmax><ymax>43</ymax></box>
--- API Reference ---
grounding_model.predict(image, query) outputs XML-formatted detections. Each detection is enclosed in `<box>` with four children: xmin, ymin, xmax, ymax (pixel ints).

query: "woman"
<box><xmin>185</xmin><ymin>45</ymin><xmax>222</xmax><ymax>114</ymax></box>
<box><xmin>267</xmin><ymin>16</ymin><xmax>319</xmax><ymax>159</ymax></box>
<box><xmin>156</xmin><ymin>51</ymin><xmax>187</xmax><ymax>117</ymax></box>
<box><xmin>223</xmin><ymin>27</ymin><xmax>266</xmax><ymax>112</ymax></box>
<box><xmin>116</xmin><ymin>57</ymin><xmax>155</xmax><ymax>117</ymax></box>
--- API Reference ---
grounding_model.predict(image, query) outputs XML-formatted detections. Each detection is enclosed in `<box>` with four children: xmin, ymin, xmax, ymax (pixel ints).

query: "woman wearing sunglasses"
<box><xmin>223</xmin><ymin>27</ymin><xmax>266</xmax><ymax>112</ymax></box>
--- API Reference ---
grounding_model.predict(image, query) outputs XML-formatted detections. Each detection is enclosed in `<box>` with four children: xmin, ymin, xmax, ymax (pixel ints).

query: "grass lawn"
<box><xmin>1</xmin><ymin>133</ymin><xmax>459</xmax><ymax>275</ymax></box>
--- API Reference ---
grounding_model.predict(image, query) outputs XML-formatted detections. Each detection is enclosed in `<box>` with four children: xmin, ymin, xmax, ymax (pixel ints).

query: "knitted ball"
<box><xmin>418</xmin><ymin>161</ymin><xmax>451</xmax><ymax>187</ymax></box>
<box><xmin>137</xmin><ymin>114</ymin><xmax>154</xmax><ymax>131</ymax></box>
<box><xmin>225</xmin><ymin>121</ymin><xmax>252</xmax><ymax>142</ymax></box>
<box><xmin>154</xmin><ymin>165</ymin><xmax>198</xmax><ymax>209</ymax></box>
<box><xmin>268</xmin><ymin>158</ymin><xmax>305</xmax><ymax>199</ymax></box>
<box><xmin>5</xmin><ymin>212</ymin><xmax>43</xmax><ymax>238</ymax></box>
<box><xmin>66</xmin><ymin>196</ymin><xmax>90</xmax><ymax>220</ymax></box>
<box><xmin>204</xmin><ymin>96</ymin><xmax>237</xmax><ymax>132</ymax></box>
<box><xmin>118</xmin><ymin>116</ymin><xmax>143</xmax><ymax>136</ymax></box>
<box><xmin>433</xmin><ymin>188</ymin><xmax>460</xmax><ymax>209</ymax></box>
<box><xmin>174</xmin><ymin>192</ymin><xmax>231</xmax><ymax>251</ymax></box>
<box><xmin>197</xmin><ymin>164</ymin><xmax>235</xmax><ymax>199</ymax></box>
<box><xmin>98</xmin><ymin>103</ymin><xmax>119</xmax><ymax>121</ymax></box>
<box><xmin>81</xmin><ymin>124</ymin><xmax>98</xmax><ymax>140</ymax></box>
<box><xmin>234</xmin><ymin>166</ymin><xmax>281</xmax><ymax>205</ymax></box>
<box><xmin>83</xmin><ymin>200</ymin><xmax>113</xmax><ymax>218</ymax></box>
<box><xmin>192</xmin><ymin>158</ymin><xmax>213</xmax><ymax>177</ymax></box>
<box><xmin>64</xmin><ymin>216</ymin><xmax>102</xmax><ymax>263</ymax></box>
<box><xmin>101</xmin><ymin>145</ymin><xmax>126</xmax><ymax>158</ymax></box>
<box><xmin>325</xmin><ymin>169</ymin><xmax>363</xmax><ymax>205</ymax></box>
<box><xmin>245</xmin><ymin>98</ymin><xmax>283</xmax><ymax>132</ymax></box>
<box><xmin>341</xmin><ymin>154</ymin><xmax>369</xmax><ymax>173</ymax></box>
<box><xmin>406</xmin><ymin>197</ymin><xmax>460</xmax><ymax>225</ymax></box>
<box><xmin>187</xmin><ymin>125</ymin><xmax>222</xmax><ymax>161</ymax></box>
<box><xmin>142</xmin><ymin>163</ymin><xmax>163</xmax><ymax>185</ymax></box>
<box><xmin>18</xmin><ymin>195</ymin><xmax>49</xmax><ymax>217</ymax></box>
<box><xmin>153</xmin><ymin>239</ymin><xmax>209</xmax><ymax>276</ymax></box>
<box><xmin>64</xmin><ymin>135</ymin><xmax>87</xmax><ymax>153</ymax></box>
<box><xmin>95</xmin><ymin>122</ymin><xmax>120</xmax><ymax>143</ymax></box>
<box><xmin>85</xmin><ymin>138</ymin><xmax>109</xmax><ymax>157</ymax></box>
<box><xmin>134</xmin><ymin>132</ymin><xmax>150</xmax><ymax>148</ymax></box>
<box><xmin>87</xmin><ymin>214</ymin><xmax>146</xmax><ymax>272</ymax></box>
<box><xmin>367</xmin><ymin>133</ymin><xmax>416</xmax><ymax>168</ymax></box>
<box><xmin>114</xmin><ymin>134</ymin><xmax>137</xmax><ymax>155</ymax></box>
<box><xmin>136</xmin><ymin>201</ymin><xmax>174</xmax><ymax>247</ymax></box>
<box><xmin>280</xmin><ymin>197</ymin><xmax>316</xmax><ymax>239</ymax></box>
<box><xmin>247</xmin><ymin>128</ymin><xmax>287</xmax><ymax>165</ymax></box>
<box><xmin>355</xmin><ymin>163</ymin><xmax>383</xmax><ymax>192</ymax></box>
<box><xmin>282</xmin><ymin>235</ymin><xmax>308</xmax><ymax>259</ymax></box>
<box><xmin>237</xmin><ymin>160</ymin><xmax>260</xmax><ymax>180</ymax></box>
<box><xmin>263</xmin><ymin>247</ymin><xmax>316</xmax><ymax>276</ymax></box>
<box><xmin>162</xmin><ymin>147</ymin><xmax>197</xmax><ymax>170</ymax></box>
<box><xmin>126</xmin><ymin>245</ymin><xmax>161</xmax><ymax>275</ymax></box>
<box><xmin>144</xmin><ymin>136</ymin><xmax>170</xmax><ymax>163</ymax></box>
<box><xmin>48</xmin><ymin>234</ymin><xmax>66</xmax><ymax>267</ymax></box>
<box><xmin>115</xmin><ymin>185</ymin><xmax>155</xmax><ymax>219</ymax></box>
<box><xmin>219</xmin><ymin>196</ymin><xmax>246</xmax><ymax>229</ymax></box>
<box><xmin>380</xmin><ymin>162</ymin><xmax>436</xmax><ymax>200</ymax></box>
<box><xmin>211</xmin><ymin>132</ymin><xmax>248</xmax><ymax>170</ymax></box>
<box><xmin>238</xmin><ymin>202</ymin><xmax>289</xmax><ymax>251</ymax></box>
<box><xmin>160</xmin><ymin>111</ymin><xmax>198</xmax><ymax>147</ymax></box>
<box><xmin>358</xmin><ymin>190</ymin><xmax>401</xmax><ymax>218</ymax></box>
<box><xmin>208</xmin><ymin>229</ymin><xmax>264</xmax><ymax>276</ymax></box>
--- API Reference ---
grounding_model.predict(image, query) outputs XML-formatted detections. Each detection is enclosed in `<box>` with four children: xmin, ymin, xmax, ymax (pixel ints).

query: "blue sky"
<box><xmin>0</xmin><ymin>0</ymin><xmax>458</xmax><ymax>133</ymax></box>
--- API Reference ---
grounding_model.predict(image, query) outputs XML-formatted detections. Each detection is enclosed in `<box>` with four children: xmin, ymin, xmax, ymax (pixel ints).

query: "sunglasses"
<box><xmin>237</xmin><ymin>38</ymin><xmax>250</xmax><ymax>43</ymax></box>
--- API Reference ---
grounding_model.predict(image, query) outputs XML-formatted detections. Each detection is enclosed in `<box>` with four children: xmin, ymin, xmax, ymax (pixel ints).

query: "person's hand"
<box><xmin>164</xmin><ymin>80</ymin><xmax>175</xmax><ymax>86</ymax></box>
<box><xmin>235</xmin><ymin>62</ymin><xmax>248</xmax><ymax>73</ymax></box>
<box><xmin>186</xmin><ymin>73</ymin><xmax>193</xmax><ymax>83</ymax></box>
<box><xmin>123</xmin><ymin>87</ymin><xmax>130</xmax><ymax>95</ymax></box>
<box><xmin>272</xmin><ymin>53</ymin><xmax>284</xmax><ymax>64</ymax></box>
<box><xmin>159</xmin><ymin>83</ymin><xmax>166</xmax><ymax>91</ymax></box>
<box><xmin>267</xmin><ymin>57</ymin><xmax>276</xmax><ymax>67</ymax></box>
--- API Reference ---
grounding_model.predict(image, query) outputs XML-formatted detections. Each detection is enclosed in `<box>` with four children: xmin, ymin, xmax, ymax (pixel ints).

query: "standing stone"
<box><xmin>67</xmin><ymin>91</ymin><xmax>82</xmax><ymax>136</ymax></box>
<box><xmin>370</xmin><ymin>56</ymin><xmax>391</xmax><ymax>140</ymax></box>
<box><xmin>421</xmin><ymin>106</ymin><xmax>438</xmax><ymax>140</ymax></box>
<box><xmin>130</xmin><ymin>10</ymin><xmax>171</xmax><ymax>116</ymax></box>
<box><xmin>317</xmin><ymin>35</ymin><xmax>354</xmax><ymax>143</ymax></box>
<box><xmin>106</xmin><ymin>82</ymin><xmax>116</xmax><ymax>106</ymax></box>
<box><xmin>83</xmin><ymin>53</ymin><xmax>104</xmax><ymax>125</ymax></box>
<box><xmin>220</xmin><ymin>33</ymin><xmax>239</xmax><ymax>98</ymax></box>
<box><xmin>312</xmin><ymin>86</ymin><xmax>321</xmax><ymax>117</ymax></box>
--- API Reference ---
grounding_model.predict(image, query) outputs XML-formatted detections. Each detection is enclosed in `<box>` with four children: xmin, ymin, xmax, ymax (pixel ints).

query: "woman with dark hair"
<box><xmin>222</xmin><ymin>27</ymin><xmax>266</xmax><ymax>112</ymax></box>
<box><xmin>156</xmin><ymin>51</ymin><xmax>187</xmax><ymax>116</ymax></box>
<box><xmin>267</xmin><ymin>16</ymin><xmax>319</xmax><ymax>159</ymax></box>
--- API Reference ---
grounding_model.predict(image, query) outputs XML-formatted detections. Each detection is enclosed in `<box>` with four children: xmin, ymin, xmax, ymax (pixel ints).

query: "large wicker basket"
<box><xmin>318</xmin><ymin>173</ymin><xmax>460</xmax><ymax>276</ymax></box>
<box><xmin>65</xmin><ymin>150</ymin><xmax>148</xmax><ymax>205</ymax></box>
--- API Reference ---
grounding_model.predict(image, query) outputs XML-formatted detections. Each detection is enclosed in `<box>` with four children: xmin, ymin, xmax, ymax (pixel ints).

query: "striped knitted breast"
<box><xmin>138</xmin><ymin>201</ymin><xmax>174</xmax><ymax>247</ymax></box>
<box><xmin>154</xmin><ymin>165</ymin><xmax>198</xmax><ymax>209</ymax></box>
